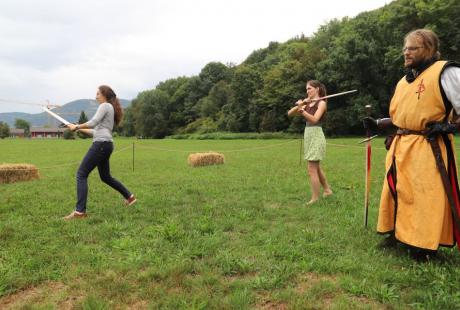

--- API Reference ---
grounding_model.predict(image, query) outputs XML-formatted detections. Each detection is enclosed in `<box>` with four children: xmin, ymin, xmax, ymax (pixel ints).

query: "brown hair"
<box><xmin>307</xmin><ymin>80</ymin><xmax>327</xmax><ymax>100</ymax></box>
<box><xmin>404</xmin><ymin>29</ymin><xmax>441</xmax><ymax>61</ymax></box>
<box><xmin>98</xmin><ymin>85</ymin><xmax>123</xmax><ymax>126</ymax></box>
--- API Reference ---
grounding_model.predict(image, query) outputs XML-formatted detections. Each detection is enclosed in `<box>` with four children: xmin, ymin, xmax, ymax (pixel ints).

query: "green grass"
<box><xmin>1</xmin><ymin>137</ymin><xmax>459</xmax><ymax>309</ymax></box>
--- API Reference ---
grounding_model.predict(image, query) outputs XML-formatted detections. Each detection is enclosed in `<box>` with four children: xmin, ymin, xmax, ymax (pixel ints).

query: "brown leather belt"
<box><xmin>396</xmin><ymin>128</ymin><xmax>426</xmax><ymax>135</ymax></box>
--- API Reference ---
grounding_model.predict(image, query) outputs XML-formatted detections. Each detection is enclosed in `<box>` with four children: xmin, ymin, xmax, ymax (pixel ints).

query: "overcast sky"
<box><xmin>0</xmin><ymin>0</ymin><xmax>390</xmax><ymax>114</ymax></box>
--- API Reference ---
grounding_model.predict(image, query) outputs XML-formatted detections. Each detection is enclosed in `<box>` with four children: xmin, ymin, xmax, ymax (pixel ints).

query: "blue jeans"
<box><xmin>76</xmin><ymin>141</ymin><xmax>131</xmax><ymax>213</ymax></box>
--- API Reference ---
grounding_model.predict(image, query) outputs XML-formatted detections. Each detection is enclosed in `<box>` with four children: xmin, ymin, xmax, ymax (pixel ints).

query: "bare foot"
<box><xmin>63</xmin><ymin>211</ymin><xmax>87</xmax><ymax>220</ymax></box>
<box><xmin>323</xmin><ymin>190</ymin><xmax>333</xmax><ymax>198</ymax></box>
<box><xmin>306</xmin><ymin>199</ymin><xmax>318</xmax><ymax>206</ymax></box>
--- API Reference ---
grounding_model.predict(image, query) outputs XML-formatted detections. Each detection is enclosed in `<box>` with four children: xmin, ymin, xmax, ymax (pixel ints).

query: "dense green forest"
<box><xmin>121</xmin><ymin>0</ymin><xmax>460</xmax><ymax>138</ymax></box>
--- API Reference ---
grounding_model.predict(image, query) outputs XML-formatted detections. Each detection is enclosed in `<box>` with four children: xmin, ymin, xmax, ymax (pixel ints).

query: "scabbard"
<box><xmin>364</xmin><ymin>142</ymin><xmax>370</xmax><ymax>228</ymax></box>
<box><xmin>427</xmin><ymin>136</ymin><xmax>460</xmax><ymax>230</ymax></box>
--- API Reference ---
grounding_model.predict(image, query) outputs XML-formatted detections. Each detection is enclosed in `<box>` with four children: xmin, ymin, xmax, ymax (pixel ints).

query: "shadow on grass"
<box><xmin>376</xmin><ymin>235</ymin><xmax>457</xmax><ymax>264</ymax></box>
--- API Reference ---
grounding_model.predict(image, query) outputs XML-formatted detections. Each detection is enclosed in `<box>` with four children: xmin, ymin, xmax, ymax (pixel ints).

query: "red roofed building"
<box><xmin>30</xmin><ymin>127</ymin><xmax>66</xmax><ymax>138</ymax></box>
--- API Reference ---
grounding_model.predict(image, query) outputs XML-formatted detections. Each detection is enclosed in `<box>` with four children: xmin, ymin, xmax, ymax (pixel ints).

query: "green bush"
<box><xmin>183</xmin><ymin>117</ymin><xmax>218</xmax><ymax>134</ymax></box>
<box><xmin>63</xmin><ymin>129</ymin><xmax>75</xmax><ymax>140</ymax></box>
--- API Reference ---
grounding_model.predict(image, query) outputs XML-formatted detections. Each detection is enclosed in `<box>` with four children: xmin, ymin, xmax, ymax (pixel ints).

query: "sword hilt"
<box><xmin>365</xmin><ymin>105</ymin><xmax>372</xmax><ymax>137</ymax></box>
<box><xmin>365</xmin><ymin>104</ymin><xmax>372</xmax><ymax>116</ymax></box>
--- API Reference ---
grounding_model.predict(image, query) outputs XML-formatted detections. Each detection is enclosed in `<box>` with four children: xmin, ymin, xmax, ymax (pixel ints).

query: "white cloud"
<box><xmin>0</xmin><ymin>0</ymin><xmax>390</xmax><ymax>113</ymax></box>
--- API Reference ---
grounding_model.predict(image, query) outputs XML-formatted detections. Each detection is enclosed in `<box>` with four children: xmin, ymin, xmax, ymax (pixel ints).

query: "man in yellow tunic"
<box><xmin>366</xmin><ymin>29</ymin><xmax>460</xmax><ymax>258</ymax></box>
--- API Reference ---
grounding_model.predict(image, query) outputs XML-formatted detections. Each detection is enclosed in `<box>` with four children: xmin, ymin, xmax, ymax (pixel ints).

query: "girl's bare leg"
<box><xmin>318</xmin><ymin>165</ymin><xmax>332</xmax><ymax>196</ymax></box>
<box><xmin>307</xmin><ymin>161</ymin><xmax>321</xmax><ymax>204</ymax></box>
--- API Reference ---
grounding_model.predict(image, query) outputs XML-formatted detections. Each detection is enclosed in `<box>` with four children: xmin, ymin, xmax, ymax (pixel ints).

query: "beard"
<box><xmin>404</xmin><ymin>57</ymin><xmax>435</xmax><ymax>70</ymax></box>
<box><xmin>404</xmin><ymin>57</ymin><xmax>425</xmax><ymax>69</ymax></box>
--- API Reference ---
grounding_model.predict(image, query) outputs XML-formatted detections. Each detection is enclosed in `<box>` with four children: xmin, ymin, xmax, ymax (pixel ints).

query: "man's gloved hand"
<box><xmin>426</xmin><ymin>121</ymin><xmax>456</xmax><ymax>140</ymax></box>
<box><xmin>363</xmin><ymin>116</ymin><xmax>378</xmax><ymax>130</ymax></box>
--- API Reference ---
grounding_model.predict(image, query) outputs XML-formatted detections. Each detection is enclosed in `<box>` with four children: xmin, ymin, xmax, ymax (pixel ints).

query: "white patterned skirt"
<box><xmin>304</xmin><ymin>126</ymin><xmax>326</xmax><ymax>161</ymax></box>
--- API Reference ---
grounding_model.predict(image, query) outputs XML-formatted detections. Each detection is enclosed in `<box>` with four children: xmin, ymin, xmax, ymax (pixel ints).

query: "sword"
<box><xmin>42</xmin><ymin>106</ymin><xmax>71</xmax><ymax>126</ymax></box>
<box><xmin>298</xmin><ymin>89</ymin><xmax>358</xmax><ymax>105</ymax></box>
<box><xmin>364</xmin><ymin>104</ymin><xmax>372</xmax><ymax>228</ymax></box>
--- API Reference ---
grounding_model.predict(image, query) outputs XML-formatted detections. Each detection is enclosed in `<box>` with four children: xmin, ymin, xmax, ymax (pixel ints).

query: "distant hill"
<box><xmin>0</xmin><ymin>99</ymin><xmax>131</xmax><ymax>127</ymax></box>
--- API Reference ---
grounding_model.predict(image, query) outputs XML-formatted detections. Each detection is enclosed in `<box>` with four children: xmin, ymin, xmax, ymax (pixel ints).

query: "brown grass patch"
<box><xmin>294</xmin><ymin>273</ymin><xmax>388</xmax><ymax>309</ymax></box>
<box><xmin>187</xmin><ymin>152</ymin><xmax>225</xmax><ymax>167</ymax></box>
<box><xmin>0</xmin><ymin>281</ymin><xmax>81</xmax><ymax>309</ymax></box>
<box><xmin>295</xmin><ymin>272</ymin><xmax>338</xmax><ymax>294</ymax></box>
<box><xmin>264</xmin><ymin>203</ymin><xmax>284</xmax><ymax>209</ymax></box>
<box><xmin>224</xmin><ymin>271</ymin><xmax>258</xmax><ymax>284</ymax></box>
<box><xmin>127</xmin><ymin>300</ymin><xmax>149</xmax><ymax>309</ymax></box>
<box><xmin>257</xmin><ymin>300</ymin><xmax>288</xmax><ymax>310</ymax></box>
<box><xmin>0</xmin><ymin>163</ymin><xmax>40</xmax><ymax>184</ymax></box>
<box><xmin>255</xmin><ymin>292</ymin><xmax>288</xmax><ymax>310</ymax></box>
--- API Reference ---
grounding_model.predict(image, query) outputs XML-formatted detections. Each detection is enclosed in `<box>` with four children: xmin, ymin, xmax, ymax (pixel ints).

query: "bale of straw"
<box><xmin>0</xmin><ymin>163</ymin><xmax>40</xmax><ymax>184</ymax></box>
<box><xmin>187</xmin><ymin>152</ymin><xmax>225</xmax><ymax>167</ymax></box>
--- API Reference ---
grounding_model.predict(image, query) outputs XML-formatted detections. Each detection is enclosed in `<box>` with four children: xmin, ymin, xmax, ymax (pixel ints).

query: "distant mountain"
<box><xmin>0</xmin><ymin>99</ymin><xmax>131</xmax><ymax>127</ymax></box>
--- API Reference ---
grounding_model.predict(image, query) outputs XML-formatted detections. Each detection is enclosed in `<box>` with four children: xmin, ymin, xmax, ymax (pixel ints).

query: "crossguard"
<box><xmin>358</xmin><ymin>134</ymin><xmax>378</xmax><ymax>144</ymax></box>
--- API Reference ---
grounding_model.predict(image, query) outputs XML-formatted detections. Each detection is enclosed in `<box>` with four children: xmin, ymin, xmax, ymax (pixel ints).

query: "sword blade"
<box><xmin>42</xmin><ymin>107</ymin><xmax>71</xmax><ymax>125</ymax></box>
<box><xmin>311</xmin><ymin>89</ymin><xmax>358</xmax><ymax>102</ymax></box>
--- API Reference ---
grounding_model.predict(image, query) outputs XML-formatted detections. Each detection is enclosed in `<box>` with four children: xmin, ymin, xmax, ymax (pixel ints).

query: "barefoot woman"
<box><xmin>288</xmin><ymin>80</ymin><xmax>332</xmax><ymax>204</ymax></box>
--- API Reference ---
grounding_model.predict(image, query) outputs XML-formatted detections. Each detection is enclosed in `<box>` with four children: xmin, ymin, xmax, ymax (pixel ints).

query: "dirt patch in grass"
<box><xmin>256</xmin><ymin>299</ymin><xmax>288</xmax><ymax>310</ymax></box>
<box><xmin>58</xmin><ymin>295</ymin><xmax>86</xmax><ymax>310</ymax></box>
<box><xmin>294</xmin><ymin>273</ymin><xmax>339</xmax><ymax>308</ymax></box>
<box><xmin>224</xmin><ymin>271</ymin><xmax>258</xmax><ymax>284</ymax></box>
<box><xmin>127</xmin><ymin>300</ymin><xmax>149</xmax><ymax>309</ymax></box>
<box><xmin>295</xmin><ymin>273</ymin><xmax>388</xmax><ymax>309</ymax></box>
<box><xmin>0</xmin><ymin>281</ymin><xmax>84</xmax><ymax>309</ymax></box>
<box><xmin>350</xmin><ymin>296</ymin><xmax>389</xmax><ymax>310</ymax></box>
<box><xmin>254</xmin><ymin>290</ymin><xmax>289</xmax><ymax>310</ymax></box>
<box><xmin>295</xmin><ymin>272</ymin><xmax>338</xmax><ymax>293</ymax></box>
<box><xmin>264</xmin><ymin>203</ymin><xmax>284</xmax><ymax>209</ymax></box>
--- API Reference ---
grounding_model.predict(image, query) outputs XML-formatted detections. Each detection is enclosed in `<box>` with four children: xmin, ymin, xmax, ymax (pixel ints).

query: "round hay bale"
<box><xmin>0</xmin><ymin>163</ymin><xmax>40</xmax><ymax>184</ymax></box>
<box><xmin>187</xmin><ymin>152</ymin><xmax>225</xmax><ymax>167</ymax></box>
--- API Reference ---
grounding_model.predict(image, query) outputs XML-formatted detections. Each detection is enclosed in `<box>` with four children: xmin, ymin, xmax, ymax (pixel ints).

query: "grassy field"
<box><xmin>1</xmin><ymin>137</ymin><xmax>460</xmax><ymax>309</ymax></box>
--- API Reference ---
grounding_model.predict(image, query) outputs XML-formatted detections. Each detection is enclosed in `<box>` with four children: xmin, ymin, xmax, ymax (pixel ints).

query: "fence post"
<box><xmin>299</xmin><ymin>138</ymin><xmax>303</xmax><ymax>166</ymax></box>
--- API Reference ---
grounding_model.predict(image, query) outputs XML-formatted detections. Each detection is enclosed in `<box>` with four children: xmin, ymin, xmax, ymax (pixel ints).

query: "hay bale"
<box><xmin>0</xmin><ymin>163</ymin><xmax>40</xmax><ymax>184</ymax></box>
<box><xmin>187</xmin><ymin>152</ymin><xmax>225</xmax><ymax>167</ymax></box>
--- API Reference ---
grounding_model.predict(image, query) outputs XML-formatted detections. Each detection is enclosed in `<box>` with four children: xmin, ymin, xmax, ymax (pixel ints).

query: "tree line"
<box><xmin>117</xmin><ymin>0</ymin><xmax>459</xmax><ymax>138</ymax></box>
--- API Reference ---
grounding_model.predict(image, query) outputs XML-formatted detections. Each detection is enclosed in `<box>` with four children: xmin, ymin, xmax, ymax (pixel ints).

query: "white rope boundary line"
<box><xmin>136</xmin><ymin>140</ymin><xmax>387</xmax><ymax>154</ymax></box>
<box><xmin>327</xmin><ymin>142</ymin><xmax>387</xmax><ymax>150</ymax></box>
<box><xmin>0</xmin><ymin>140</ymin><xmax>384</xmax><ymax>172</ymax></box>
<box><xmin>1</xmin><ymin>144</ymin><xmax>133</xmax><ymax>171</ymax></box>
<box><xmin>7</xmin><ymin>137</ymin><xmax>458</xmax><ymax>171</ymax></box>
<box><xmin>135</xmin><ymin>139</ymin><xmax>298</xmax><ymax>153</ymax></box>
<box><xmin>2</xmin><ymin>141</ymin><xmax>298</xmax><ymax>172</ymax></box>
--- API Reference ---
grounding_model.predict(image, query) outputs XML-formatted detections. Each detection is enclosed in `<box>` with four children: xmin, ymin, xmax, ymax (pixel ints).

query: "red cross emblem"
<box><xmin>416</xmin><ymin>79</ymin><xmax>425</xmax><ymax>100</ymax></box>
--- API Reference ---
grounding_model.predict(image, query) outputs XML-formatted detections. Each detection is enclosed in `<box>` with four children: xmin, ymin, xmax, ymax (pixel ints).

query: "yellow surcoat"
<box><xmin>377</xmin><ymin>61</ymin><xmax>457</xmax><ymax>250</ymax></box>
